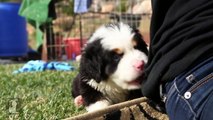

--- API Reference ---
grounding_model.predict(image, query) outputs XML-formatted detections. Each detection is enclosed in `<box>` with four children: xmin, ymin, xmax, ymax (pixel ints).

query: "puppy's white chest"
<box><xmin>87</xmin><ymin>79</ymin><xmax>128</xmax><ymax>104</ymax></box>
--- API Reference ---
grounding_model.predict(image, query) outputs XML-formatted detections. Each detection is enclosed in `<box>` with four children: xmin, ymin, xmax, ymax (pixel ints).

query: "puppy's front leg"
<box><xmin>86</xmin><ymin>99</ymin><xmax>110</xmax><ymax>112</ymax></box>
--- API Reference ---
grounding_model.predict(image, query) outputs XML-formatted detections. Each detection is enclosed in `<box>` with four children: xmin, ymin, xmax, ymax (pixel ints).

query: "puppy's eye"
<box><xmin>113</xmin><ymin>54</ymin><xmax>122</xmax><ymax>62</ymax></box>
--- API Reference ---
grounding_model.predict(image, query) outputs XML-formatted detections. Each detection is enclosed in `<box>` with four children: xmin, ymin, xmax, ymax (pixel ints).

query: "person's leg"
<box><xmin>165</xmin><ymin>57</ymin><xmax>213</xmax><ymax>120</ymax></box>
<box><xmin>200</xmin><ymin>90</ymin><xmax>213</xmax><ymax>120</ymax></box>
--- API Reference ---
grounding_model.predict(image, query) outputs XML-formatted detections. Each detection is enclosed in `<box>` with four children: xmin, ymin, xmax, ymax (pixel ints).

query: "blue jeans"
<box><xmin>164</xmin><ymin>57</ymin><xmax>213</xmax><ymax>120</ymax></box>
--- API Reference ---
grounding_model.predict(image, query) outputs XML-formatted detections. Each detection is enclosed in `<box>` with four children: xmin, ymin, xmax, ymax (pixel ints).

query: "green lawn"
<box><xmin>0</xmin><ymin>62</ymin><xmax>86</xmax><ymax>120</ymax></box>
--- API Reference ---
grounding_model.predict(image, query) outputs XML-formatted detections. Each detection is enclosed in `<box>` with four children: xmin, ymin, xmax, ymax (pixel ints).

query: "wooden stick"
<box><xmin>64</xmin><ymin>97</ymin><xmax>148</xmax><ymax>120</ymax></box>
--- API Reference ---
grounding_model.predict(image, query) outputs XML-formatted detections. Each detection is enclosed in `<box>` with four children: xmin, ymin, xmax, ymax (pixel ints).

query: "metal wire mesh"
<box><xmin>46</xmin><ymin>0</ymin><xmax>151</xmax><ymax>61</ymax></box>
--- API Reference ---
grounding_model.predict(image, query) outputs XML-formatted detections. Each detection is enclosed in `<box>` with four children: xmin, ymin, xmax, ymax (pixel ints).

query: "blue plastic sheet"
<box><xmin>13</xmin><ymin>60</ymin><xmax>75</xmax><ymax>74</ymax></box>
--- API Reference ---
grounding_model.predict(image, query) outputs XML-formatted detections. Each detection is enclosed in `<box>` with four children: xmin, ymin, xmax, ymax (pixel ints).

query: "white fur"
<box><xmin>87</xmin><ymin>79</ymin><xmax>128</xmax><ymax>104</ymax></box>
<box><xmin>86</xmin><ymin>100</ymin><xmax>110</xmax><ymax>112</ymax></box>
<box><xmin>88</xmin><ymin>23</ymin><xmax>134</xmax><ymax>51</ymax></box>
<box><xmin>83</xmin><ymin>23</ymin><xmax>148</xmax><ymax>111</ymax></box>
<box><xmin>111</xmin><ymin>49</ymin><xmax>148</xmax><ymax>90</ymax></box>
<box><xmin>88</xmin><ymin>23</ymin><xmax>148</xmax><ymax>90</ymax></box>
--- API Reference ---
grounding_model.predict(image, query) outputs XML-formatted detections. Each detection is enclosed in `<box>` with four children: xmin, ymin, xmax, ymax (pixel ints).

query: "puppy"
<box><xmin>71</xmin><ymin>23</ymin><xmax>148</xmax><ymax>112</ymax></box>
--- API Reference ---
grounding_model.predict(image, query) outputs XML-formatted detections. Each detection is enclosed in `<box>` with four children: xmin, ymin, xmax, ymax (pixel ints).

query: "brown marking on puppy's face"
<box><xmin>112</xmin><ymin>48</ymin><xmax>123</xmax><ymax>55</ymax></box>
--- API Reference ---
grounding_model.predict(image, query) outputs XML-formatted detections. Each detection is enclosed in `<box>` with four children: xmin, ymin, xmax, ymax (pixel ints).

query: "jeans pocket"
<box><xmin>187</xmin><ymin>73</ymin><xmax>213</xmax><ymax>94</ymax></box>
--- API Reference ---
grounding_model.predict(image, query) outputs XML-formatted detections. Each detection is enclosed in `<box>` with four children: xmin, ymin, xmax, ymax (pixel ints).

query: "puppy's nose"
<box><xmin>133</xmin><ymin>60</ymin><xmax>144</xmax><ymax>71</ymax></box>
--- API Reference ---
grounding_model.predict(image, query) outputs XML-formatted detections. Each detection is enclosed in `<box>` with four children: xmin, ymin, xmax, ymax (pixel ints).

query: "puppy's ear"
<box><xmin>79</xmin><ymin>40</ymin><xmax>104</xmax><ymax>83</ymax></box>
<box><xmin>133</xmin><ymin>29</ymin><xmax>146</xmax><ymax>46</ymax></box>
<box><xmin>132</xmin><ymin>29</ymin><xmax>148</xmax><ymax>55</ymax></box>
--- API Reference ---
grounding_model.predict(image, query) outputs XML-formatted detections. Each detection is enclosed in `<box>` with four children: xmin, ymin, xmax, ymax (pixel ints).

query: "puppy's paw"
<box><xmin>86</xmin><ymin>100</ymin><xmax>110</xmax><ymax>112</ymax></box>
<box><xmin>74</xmin><ymin>95</ymin><xmax>84</xmax><ymax>107</ymax></box>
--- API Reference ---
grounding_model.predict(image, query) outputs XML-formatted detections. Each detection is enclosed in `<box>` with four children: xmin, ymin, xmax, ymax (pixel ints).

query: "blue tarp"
<box><xmin>13</xmin><ymin>60</ymin><xmax>75</xmax><ymax>74</ymax></box>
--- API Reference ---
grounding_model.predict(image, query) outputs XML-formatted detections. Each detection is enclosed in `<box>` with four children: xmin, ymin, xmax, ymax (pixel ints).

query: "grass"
<box><xmin>0</xmin><ymin>62</ymin><xmax>86</xmax><ymax>120</ymax></box>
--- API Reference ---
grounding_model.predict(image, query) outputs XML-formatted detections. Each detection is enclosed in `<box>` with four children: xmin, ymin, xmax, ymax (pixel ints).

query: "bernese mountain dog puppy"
<box><xmin>71</xmin><ymin>23</ymin><xmax>148</xmax><ymax>112</ymax></box>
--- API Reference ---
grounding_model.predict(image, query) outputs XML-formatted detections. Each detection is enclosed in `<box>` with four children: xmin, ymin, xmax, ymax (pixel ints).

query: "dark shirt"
<box><xmin>142</xmin><ymin>0</ymin><xmax>213</xmax><ymax>102</ymax></box>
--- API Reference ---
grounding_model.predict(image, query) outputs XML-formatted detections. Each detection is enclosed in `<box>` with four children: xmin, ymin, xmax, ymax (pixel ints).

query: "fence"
<box><xmin>45</xmin><ymin>0</ymin><xmax>151</xmax><ymax>61</ymax></box>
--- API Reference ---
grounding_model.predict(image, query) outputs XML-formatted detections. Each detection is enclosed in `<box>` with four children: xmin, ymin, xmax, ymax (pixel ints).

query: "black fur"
<box><xmin>132</xmin><ymin>29</ymin><xmax>148</xmax><ymax>55</ymax></box>
<box><xmin>71</xmin><ymin>23</ymin><xmax>148</xmax><ymax>108</ymax></box>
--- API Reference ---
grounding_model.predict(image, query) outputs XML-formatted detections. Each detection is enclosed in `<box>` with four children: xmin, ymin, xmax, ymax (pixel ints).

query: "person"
<box><xmin>141</xmin><ymin>0</ymin><xmax>213</xmax><ymax>120</ymax></box>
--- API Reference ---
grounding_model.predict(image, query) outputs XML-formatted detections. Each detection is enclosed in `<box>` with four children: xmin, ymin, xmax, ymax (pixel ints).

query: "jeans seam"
<box><xmin>165</xmin><ymin>84</ymin><xmax>175</xmax><ymax>103</ymax></box>
<box><xmin>166</xmin><ymin>79</ymin><xmax>197</xmax><ymax>119</ymax></box>
<box><xmin>179</xmin><ymin>94</ymin><xmax>197</xmax><ymax>119</ymax></box>
<box><xmin>165</xmin><ymin>80</ymin><xmax>179</xmax><ymax>106</ymax></box>
<box><xmin>189</xmin><ymin>73</ymin><xmax>213</xmax><ymax>93</ymax></box>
